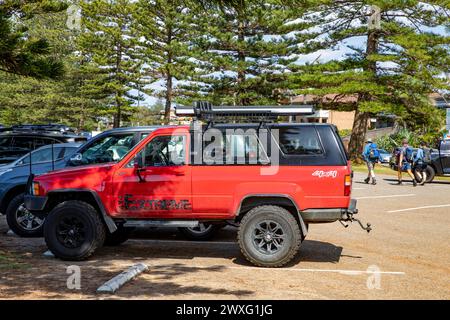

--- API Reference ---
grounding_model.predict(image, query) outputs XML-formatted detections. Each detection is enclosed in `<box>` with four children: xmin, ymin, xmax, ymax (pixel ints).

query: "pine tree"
<box><xmin>0</xmin><ymin>0</ymin><xmax>67</xmax><ymax>78</ymax></box>
<box><xmin>79</xmin><ymin>0</ymin><xmax>143</xmax><ymax>127</ymax></box>
<box><xmin>287</xmin><ymin>0</ymin><xmax>450</xmax><ymax>160</ymax></box>
<box><xmin>132</xmin><ymin>0</ymin><xmax>203</xmax><ymax>123</ymax></box>
<box><xmin>188</xmin><ymin>0</ymin><xmax>307</xmax><ymax>106</ymax></box>
<box><xmin>0</xmin><ymin>3</ymin><xmax>104</xmax><ymax>130</ymax></box>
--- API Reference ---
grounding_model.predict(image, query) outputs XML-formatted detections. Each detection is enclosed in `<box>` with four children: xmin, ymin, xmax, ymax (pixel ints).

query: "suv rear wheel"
<box><xmin>44</xmin><ymin>201</ymin><xmax>106</xmax><ymax>261</ymax></box>
<box><xmin>238</xmin><ymin>205</ymin><xmax>302</xmax><ymax>267</ymax></box>
<box><xmin>6</xmin><ymin>193</ymin><xmax>44</xmax><ymax>237</ymax></box>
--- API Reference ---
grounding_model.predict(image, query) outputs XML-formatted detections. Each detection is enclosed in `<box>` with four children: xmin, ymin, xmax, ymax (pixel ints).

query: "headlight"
<box><xmin>32</xmin><ymin>182</ymin><xmax>41</xmax><ymax>196</ymax></box>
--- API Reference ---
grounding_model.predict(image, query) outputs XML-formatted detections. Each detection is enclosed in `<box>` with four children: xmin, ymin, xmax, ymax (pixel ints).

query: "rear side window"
<box><xmin>0</xmin><ymin>136</ymin><xmax>13</xmax><ymax>149</ymax></box>
<box><xmin>277</xmin><ymin>127</ymin><xmax>323</xmax><ymax>155</ymax></box>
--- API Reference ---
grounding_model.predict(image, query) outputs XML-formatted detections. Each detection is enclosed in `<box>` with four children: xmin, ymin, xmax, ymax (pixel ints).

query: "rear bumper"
<box><xmin>300</xmin><ymin>199</ymin><xmax>358</xmax><ymax>223</ymax></box>
<box><xmin>24</xmin><ymin>194</ymin><xmax>47</xmax><ymax>212</ymax></box>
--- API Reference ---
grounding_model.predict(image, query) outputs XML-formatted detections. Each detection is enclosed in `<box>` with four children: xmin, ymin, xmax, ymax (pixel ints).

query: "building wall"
<box><xmin>328</xmin><ymin>111</ymin><xmax>355</xmax><ymax>130</ymax></box>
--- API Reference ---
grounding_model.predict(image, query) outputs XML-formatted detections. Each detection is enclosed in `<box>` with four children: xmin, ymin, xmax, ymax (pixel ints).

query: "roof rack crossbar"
<box><xmin>175</xmin><ymin>101</ymin><xmax>315</xmax><ymax>123</ymax></box>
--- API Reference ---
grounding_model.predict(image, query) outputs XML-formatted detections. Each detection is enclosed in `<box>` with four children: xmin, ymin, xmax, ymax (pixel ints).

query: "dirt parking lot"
<box><xmin>0</xmin><ymin>172</ymin><xmax>449</xmax><ymax>300</ymax></box>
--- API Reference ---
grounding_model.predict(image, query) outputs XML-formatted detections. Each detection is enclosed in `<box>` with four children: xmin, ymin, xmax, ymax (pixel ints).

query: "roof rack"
<box><xmin>175</xmin><ymin>101</ymin><xmax>315</xmax><ymax>123</ymax></box>
<box><xmin>0</xmin><ymin>124</ymin><xmax>75</xmax><ymax>134</ymax></box>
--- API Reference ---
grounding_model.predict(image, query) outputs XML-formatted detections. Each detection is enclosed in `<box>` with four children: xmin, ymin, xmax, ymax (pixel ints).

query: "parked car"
<box><xmin>25</xmin><ymin>104</ymin><xmax>369</xmax><ymax>267</ymax></box>
<box><xmin>389</xmin><ymin>140</ymin><xmax>450</xmax><ymax>182</ymax></box>
<box><xmin>0</xmin><ymin>125</ymin><xmax>87</xmax><ymax>165</ymax></box>
<box><xmin>378</xmin><ymin>149</ymin><xmax>391</xmax><ymax>164</ymax></box>
<box><xmin>0</xmin><ymin>143</ymin><xmax>81</xmax><ymax>236</ymax></box>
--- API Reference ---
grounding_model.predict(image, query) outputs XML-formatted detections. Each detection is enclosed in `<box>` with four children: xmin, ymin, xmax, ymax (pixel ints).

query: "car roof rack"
<box><xmin>0</xmin><ymin>124</ymin><xmax>75</xmax><ymax>135</ymax></box>
<box><xmin>175</xmin><ymin>101</ymin><xmax>315</xmax><ymax>123</ymax></box>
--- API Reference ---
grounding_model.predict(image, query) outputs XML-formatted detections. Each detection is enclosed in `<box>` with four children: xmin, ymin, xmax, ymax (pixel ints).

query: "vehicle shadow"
<box><xmin>231</xmin><ymin>239</ymin><xmax>344</xmax><ymax>268</ymax></box>
<box><xmin>383</xmin><ymin>178</ymin><xmax>450</xmax><ymax>185</ymax></box>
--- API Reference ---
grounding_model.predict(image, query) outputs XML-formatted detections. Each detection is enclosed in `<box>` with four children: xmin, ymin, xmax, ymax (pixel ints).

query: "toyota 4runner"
<box><xmin>24</xmin><ymin>104</ymin><xmax>370</xmax><ymax>267</ymax></box>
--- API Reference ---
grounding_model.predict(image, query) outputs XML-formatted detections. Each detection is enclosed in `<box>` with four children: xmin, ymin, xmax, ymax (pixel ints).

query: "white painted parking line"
<box><xmin>225</xmin><ymin>266</ymin><xmax>405</xmax><ymax>275</ymax></box>
<box><xmin>356</xmin><ymin>194</ymin><xmax>415</xmax><ymax>200</ymax></box>
<box><xmin>352</xmin><ymin>187</ymin><xmax>366</xmax><ymax>190</ymax></box>
<box><xmin>387</xmin><ymin>204</ymin><xmax>450</xmax><ymax>213</ymax></box>
<box><xmin>145</xmin><ymin>262</ymin><xmax>405</xmax><ymax>276</ymax></box>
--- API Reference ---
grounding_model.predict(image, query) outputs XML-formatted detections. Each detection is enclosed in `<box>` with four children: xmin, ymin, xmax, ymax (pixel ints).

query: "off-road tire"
<box><xmin>104</xmin><ymin>226</ymin><xmax>133</xmax><ymax>246</ymax></box>
<box><xmin>6</xmin><ymin>193</ymin><xmax>44</xmax><ymax>237</ymax></box>
<box><xmin>238</xmin><ymin>205</ymin><xmax>302</xmax><ymax>267</ymax></box>
<box><xmin>44</xmin><ymin>200</ymin><xmax>106</xmax><ymax>261</ymax></box>
<box><xmin>178</xmin><ymin>223</ymin><xmax>223</xmax><ymax>241</ymax></box>
<box><xmin>414</xmin><ymin>165</ymin><xmax>435</xmax><ymax>183</ymax></box>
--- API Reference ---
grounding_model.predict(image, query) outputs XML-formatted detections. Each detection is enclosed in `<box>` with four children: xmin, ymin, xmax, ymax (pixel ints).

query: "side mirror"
<box><xmin>70</xmin><ymin>153</ymin><xmax>83</xmax><ymax>162</ymax></box>
<box><xmin>134</xmin><ymin>154</ymin><xmax>143</xmax><ymax>169</ymax></box>
<box><xmin>134</xmin><ymin>154</ymin><xmax>144</xmax><ymax>182</ymax></box>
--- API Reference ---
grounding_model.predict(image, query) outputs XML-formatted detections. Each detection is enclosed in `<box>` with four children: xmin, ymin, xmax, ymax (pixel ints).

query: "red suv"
<box><xmin>24</xmin><ymin>105</ymin><xmax>369</xmax><ymax>267</ymax></box>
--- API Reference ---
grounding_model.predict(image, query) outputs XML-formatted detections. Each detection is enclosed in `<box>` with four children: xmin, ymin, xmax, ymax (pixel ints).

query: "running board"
<box><xmin>123</xmin><ymin>220</ymin><xmax>199</xmax><ymax>228</ymax></box>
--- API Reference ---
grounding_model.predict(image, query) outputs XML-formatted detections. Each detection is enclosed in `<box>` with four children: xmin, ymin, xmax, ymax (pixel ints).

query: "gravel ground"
<box><xmin>0</xmin><ymin>172</ymin><xmax>449</xmax><ymax>299</ymax></box>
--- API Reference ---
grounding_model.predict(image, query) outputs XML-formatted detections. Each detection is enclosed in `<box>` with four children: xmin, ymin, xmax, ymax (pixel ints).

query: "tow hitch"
<box><xmin>340</xmin><ymin>199</ymin><xmax>372</xmax><ymax>233</ymax></box>
<box><xmin>340</xmin><ymin>212</ymin><xmax>372</xmax><ymax>233</ymax></box>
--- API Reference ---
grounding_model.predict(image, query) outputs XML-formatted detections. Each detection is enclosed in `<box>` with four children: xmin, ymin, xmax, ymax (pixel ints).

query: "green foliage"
<box><xmin>375</xmin><ymin>126</ymin><xmax>446</xmax><ymax>152</ymax></box>
<box><xmin>78</xmin><ymin>0</ymin><xmax>143</xmax><ymax>127</ymax></box>
<box><xmin>0</xmin><ymin>0</ymin><xmax>67</xmax><ymax>78</ymax></box>
<box><xmin>184</xmin><ymin>0</ymin><xmax>307</xmax><ymax>106</ymax></box>
<box><xmin>287</xmin><ymin>1</ymin><xmax>449</xmax><ymax>159</ymax></box>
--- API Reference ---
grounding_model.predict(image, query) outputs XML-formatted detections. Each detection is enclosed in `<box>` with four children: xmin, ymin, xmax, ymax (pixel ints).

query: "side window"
<box><xmin>0</xmin><ymin>137</ymin><xmax>13</xmax><ymax>149</ymax></box>
<box><xmin>78</xmin><ymin>133</ymin><xmax>135</xmax><ymax>165</ymax></box>
<box><xmin>12</xmin><ymin>137</ymin><xmax>33</xmax><ymax>151</ymax></box>
<box><xmin>142</xmin><ymin>135</ymin><xmax>186</xmax><ymax>167</ymax></box>
<box><xmin>22</xmin><ymin>147</ymin><xmax>64</xmax><ymax>164</ymax></box>
<box><xmin>34</xmin><ymin>137</ymin><xmax>58</xmax><ymax>149</ymax></box>
<box><xmin>441</xmin><ymin>141</ymin><xmax>450</xmax><ymax>151</ymax></box>
<box><xmin>277</xmin><ymin>127</ymin><xmax>323</xmax><ymax>155</ymax></box>
<box><xmin>200</xmin><ymin>128</ymin><xmax>269</xmax><ymax>165</ymax></box>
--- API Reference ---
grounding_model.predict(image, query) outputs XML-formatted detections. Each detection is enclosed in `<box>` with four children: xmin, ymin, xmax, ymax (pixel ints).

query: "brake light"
<box><xmin>344</xmin><ymin>174</ymin><xmax>351</xmax><ymax>196</ymax></box>
<box><xmin>32</xmin><ymin>182</ymin><xmax>41</xmax><ymax>196</ymax></box>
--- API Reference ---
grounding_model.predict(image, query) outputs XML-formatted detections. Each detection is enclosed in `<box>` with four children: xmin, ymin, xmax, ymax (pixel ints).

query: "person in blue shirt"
<box><xmin>397</xmin><ymin>139</ymin><xmax>418</xmax><ymax>186</ymax></box>
<box><xmin>362</xmin><ymin>138</ymin><xmax>381</xmax><ymax>185</ymax></box>
<box><xmin>413</xmin><ymin>141</ymin><xmax>428</xmax><ymax>185</ymax></box>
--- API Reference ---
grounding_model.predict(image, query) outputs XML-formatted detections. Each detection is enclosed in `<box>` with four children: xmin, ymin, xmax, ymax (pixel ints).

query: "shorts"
<box><xmin>401</xmin><ymin>162</ymin><xmax>412</xmax><ymax>171</ymax></box>
<box><xmin>366</xmin><ymin>161</ymin><xmax>375</xmax><ymax>171</ymax></box>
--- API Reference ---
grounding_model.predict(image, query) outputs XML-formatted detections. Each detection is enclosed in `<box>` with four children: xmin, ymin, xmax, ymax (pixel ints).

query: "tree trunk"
<box><xmin>348</xmin><ymin>22</ymin><xmax>379</xmax><ymax>161</ymax></box>
<box><xmin>164</xmin><ymin>26</ymin><xmax>173</xmax><ymax>124</ymax></box>
<box><xmin>114</xmin><ymin>94</ymin><xmax>121</xmax><ymax>128</ymax></box>
<box><xmin>236</xmin><ymin>19</ymin><xmax>246</xmax><ymax>106</ymax></box>
<box><xmin>164</xmin><ymin>75</ymin><xmax>172</xmax><ymax>124</ymax></box>
<box><xmin>348</xmin><ymin>109</ymin><xmax>370</xmax><ymax>162</ymax></box>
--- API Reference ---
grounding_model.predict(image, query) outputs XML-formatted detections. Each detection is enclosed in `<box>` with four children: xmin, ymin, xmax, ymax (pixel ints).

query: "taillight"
<box><xmin>344</xmin><ymin>174</ymin><xmax>352</xmax><ymax>196</ymax></box>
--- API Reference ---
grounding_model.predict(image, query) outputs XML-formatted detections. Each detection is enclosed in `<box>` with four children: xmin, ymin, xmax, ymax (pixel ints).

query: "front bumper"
<box><xmin>24</xmin><ymin>194</ymin><xmax>48</xmax><ymax>212</ymax></box>
<box><xmin>300</xmin><ymin>199</ymin><xmax>358</xmax><ymax>223</ymax></box>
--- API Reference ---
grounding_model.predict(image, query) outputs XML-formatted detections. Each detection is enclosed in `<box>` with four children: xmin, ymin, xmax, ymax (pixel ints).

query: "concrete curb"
<box><xmin>97</xmin><ymin>263</ymin><xmax>148</xmax><ymax>294</ymax></box>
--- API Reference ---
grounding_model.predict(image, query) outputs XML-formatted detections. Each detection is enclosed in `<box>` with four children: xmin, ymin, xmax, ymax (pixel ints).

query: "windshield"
<box><xmin>72</xmin><ymin>133</ymin><xmax>135</xmax><ymax>165</ymax></box>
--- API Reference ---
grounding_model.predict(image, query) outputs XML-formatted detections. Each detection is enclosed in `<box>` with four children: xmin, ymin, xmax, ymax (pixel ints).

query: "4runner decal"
<box><xmin>118</xmin><ymin>194</ymin><xmax>192</xmax><ymax>211</ymax></box>
<box><xmin>312</xmin><ymin>170</ymin><xmax>338</xmax><ymax>178</ymax></box>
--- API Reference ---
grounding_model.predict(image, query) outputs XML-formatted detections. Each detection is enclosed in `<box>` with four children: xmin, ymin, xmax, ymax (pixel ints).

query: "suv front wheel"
<box><xmin>238</xmin><ymin>205</ymin><xmax>302</xmax><ymax>267</ymax></box>
<box><xmin>6</xmin><ymin>193</ymin><xmax>44</xmax><ymax>237</ymax></box>
<box><xmin>44</xmin><ymin>200</ymin><xmax>106</xmax><ymax>261</ymax></box>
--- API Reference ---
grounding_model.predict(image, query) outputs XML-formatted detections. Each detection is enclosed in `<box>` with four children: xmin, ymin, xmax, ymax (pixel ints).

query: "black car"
<box><xmin>0</xmin><ymin>126</ymin><xmax>87</xmax><ymax>165</ymax></box>
<box><xmin>389</xmin><ymin>140</ymin><xmax>450</xmax><ymax>182</ymax></box>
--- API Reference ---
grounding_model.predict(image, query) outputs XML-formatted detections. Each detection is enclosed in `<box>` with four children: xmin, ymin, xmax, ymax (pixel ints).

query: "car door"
<box><xmin>110</xmin><ymin>133</ymin><xmax>192</xmax><ymax>218</ymax></box>
<box><xmin>439</xmin><ymin>140</ymin><xmax>450</xmax><ymax>174</ymax></box>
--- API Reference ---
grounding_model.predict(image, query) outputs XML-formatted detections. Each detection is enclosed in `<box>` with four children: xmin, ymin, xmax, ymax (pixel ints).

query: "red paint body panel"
<box><xmin>33</xmin><ymin>126</ymin><xmax>352</xmax><ymax>220</ymax></box>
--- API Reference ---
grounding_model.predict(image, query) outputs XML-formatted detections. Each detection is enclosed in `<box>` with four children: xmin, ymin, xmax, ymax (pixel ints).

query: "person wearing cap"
<box><xmin>397</xmin><ymin>139</ymin><xmax>418</xmax><ymax>186</ymax></box>
<box><xmin>362</xmin><ymin>138</ymin><xmax>380</xmax><ymax>185</ymax></box>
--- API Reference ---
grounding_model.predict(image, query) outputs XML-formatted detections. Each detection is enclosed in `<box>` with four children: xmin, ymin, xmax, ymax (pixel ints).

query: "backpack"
<box><xmin>422</xmin><ymin>147</ymin><xmax>431</xmax><ymax>164</ymax></box>
<box><xmin>368</xmin><ymin>143</ymin><xmax>380</xmax><ymax>161</ymax></box>
<box><xmin>404</xmin><ymin>146</ymin><xmax>414</xmax><ymax>163</ymax></box>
